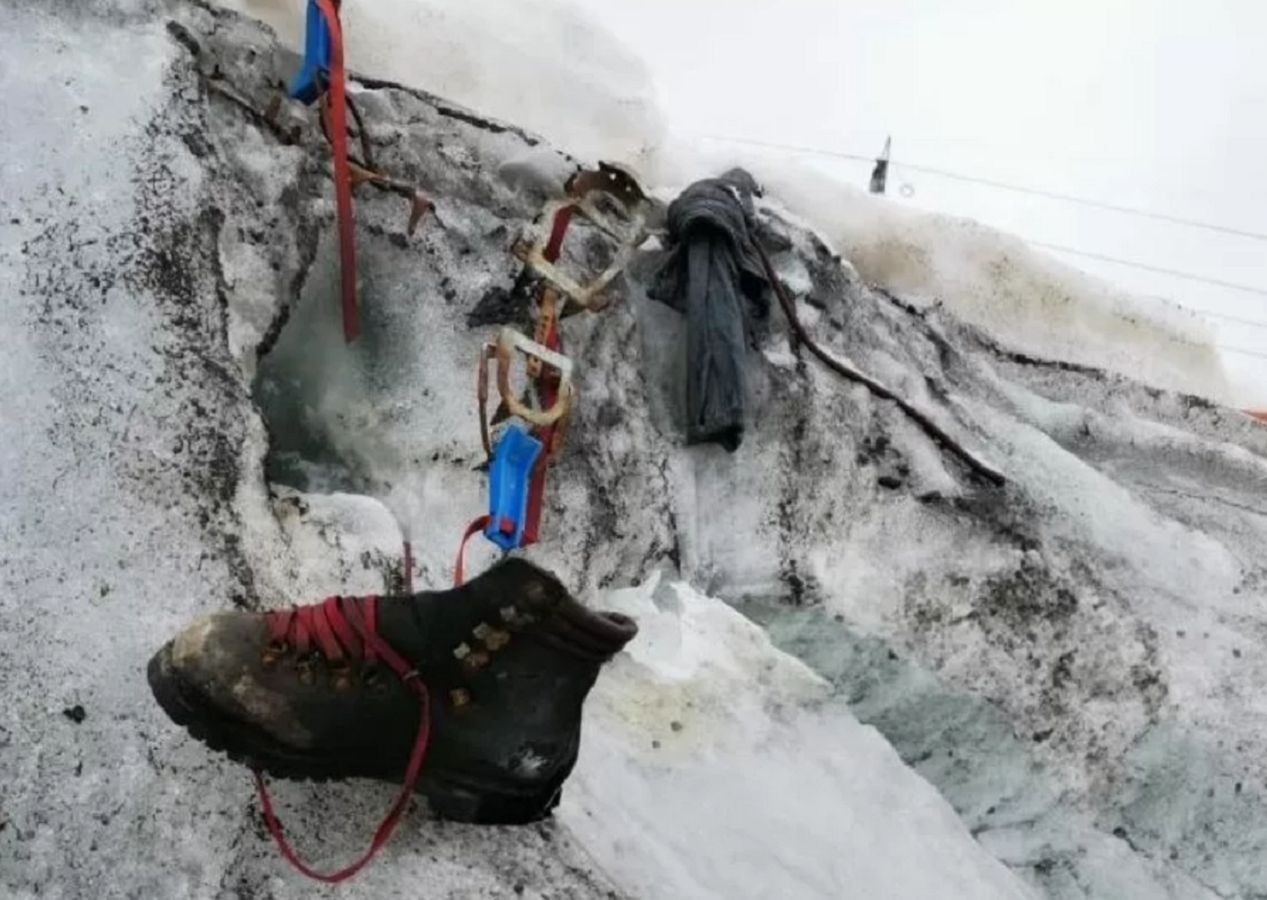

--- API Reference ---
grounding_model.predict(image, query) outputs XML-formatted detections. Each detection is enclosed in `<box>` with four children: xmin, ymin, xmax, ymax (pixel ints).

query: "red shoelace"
<box><xmin>256</xmin><ymin>595</ymin><xmax>431</xmax><ymax>883</ymax></box>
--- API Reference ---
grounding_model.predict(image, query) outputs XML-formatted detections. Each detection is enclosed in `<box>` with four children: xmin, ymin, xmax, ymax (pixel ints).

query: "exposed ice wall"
<box><xmin>563</xmin><ymin>574</ymin><xmax>1035</xmax><ymax>900</ymax></box>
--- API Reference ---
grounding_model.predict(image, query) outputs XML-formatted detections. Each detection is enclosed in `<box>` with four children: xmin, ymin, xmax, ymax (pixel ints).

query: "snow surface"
<box><xmin>7</xmin><ymin>2</ymin><xmax>1267</xmax><ymax>899</ymax></box>
<box><xmin>565</xmin><ymin>574</ymin><xmax>1032</xmax><ymax>900</ymax></box>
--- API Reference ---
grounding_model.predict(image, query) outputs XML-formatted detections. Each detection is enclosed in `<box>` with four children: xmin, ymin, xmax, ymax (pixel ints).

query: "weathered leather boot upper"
<box><xmin>148</xmin><ymin>558</ymin><xmax>636</xmax><ymax>824</ymax></box>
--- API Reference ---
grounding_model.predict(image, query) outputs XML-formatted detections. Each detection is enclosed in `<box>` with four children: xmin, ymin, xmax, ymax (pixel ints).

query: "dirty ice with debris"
<box><xmin>3</xmin><ymin>2</ymin><xmax>1267</xmax><ymax>899</ymax></box>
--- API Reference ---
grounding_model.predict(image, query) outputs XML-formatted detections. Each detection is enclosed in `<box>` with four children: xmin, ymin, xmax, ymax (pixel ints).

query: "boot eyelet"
<box><xmin>295</xmin><ymin>653</ymin><xmax>320</xmax><ymax>686</ymax></box>
<box><xmin>330</xmin><ymin>664</ymin><xmax>354</xmax><ymax>692</ymax></box>
<box><xmin>261</xmin><ymin>640</ymin><xmax>288</xmax><ymax>667</ymax></box>
<box><xmin>483</xmin><ymin>629</ymin><xmax>510</xmax><ymax>651</ymax></box>
<box><xmin>498</xmin><ymin>605</ymin><xmax>534</xmax><ymax>630</ymax></box>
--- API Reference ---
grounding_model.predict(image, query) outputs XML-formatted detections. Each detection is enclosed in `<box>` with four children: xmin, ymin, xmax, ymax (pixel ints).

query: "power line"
<box><xmin>1021</xmin><ymin>256</ymin><xmax>1267</xmax><ymax>359</ymax></box>
<box><xmin>697</xmin><ymin>133</ymin><xmax>1267</xmax><ymax>243</ymax></box>
<box><xmin>1116</xmin><ymin>312</ymin><xmax>1267</xmax><ymax>359</ymax></box>
<box><xmin>1142</xmin><ymin>298</ymin><xmax>1267</xmax><ymax>330</ymax></box>
<box><xmin>1219</xmin><ymin>344</ymin><xmax>1267</xmax><ymax>362</ymax></box>
<box><xmin>699</xmin><ymin>133</ymin><xmax>875</xmax><ymax>165</ymax></box>
<box><xmin>1033</xmin><ymin>242</ymin><xmax>1267</xmax><ymax>297</ymax></box>
<box><xmin>1208</xmin><ymin>312</ymin><xmax>1267</xmax><ymax>330</ymax></box>
<box><xmin>893</xmin><ymin>163</ymin><xmax>1267</xmax><ymax>243</ymax></box>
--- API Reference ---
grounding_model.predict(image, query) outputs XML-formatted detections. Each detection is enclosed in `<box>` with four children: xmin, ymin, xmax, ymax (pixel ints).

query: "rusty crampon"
<box><xmin>484</xmin><ymin>163</ymin><xmax>649</xmax><ymax>463</ymax></box>
<box><xmin>514</xmin><ymin>161</ymin><xmax>650</xmax><ymax>319</ymax></box>
<box><xmin>465</xmin><ymin>163</ymin><xmax>649</xmax><ymax>550</ymax></box>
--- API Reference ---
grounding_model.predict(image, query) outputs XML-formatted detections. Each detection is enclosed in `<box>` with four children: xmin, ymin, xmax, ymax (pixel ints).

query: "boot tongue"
<box><xmin>374</xmin><ymin>585</ymin><xmax>512</xmax><ymax>672</ymax></box>
<box><xmin>372</xmin><ymin>593</ymin><xmax>466</xmax><ymax>672</ymax></box>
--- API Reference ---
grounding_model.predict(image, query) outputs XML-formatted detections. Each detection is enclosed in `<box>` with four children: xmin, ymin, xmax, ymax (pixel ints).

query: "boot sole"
<box><xmin>147</xmin><ymin>645</ymin><xmax>565</xmax><ymax>825</ymax></box>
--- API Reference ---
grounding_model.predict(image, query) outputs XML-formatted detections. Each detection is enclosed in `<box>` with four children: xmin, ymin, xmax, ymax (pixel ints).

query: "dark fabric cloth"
<box><xmin>648</xmin><ymin>170</ymin><xmax>768</xmax><ymax>451</ymax></box>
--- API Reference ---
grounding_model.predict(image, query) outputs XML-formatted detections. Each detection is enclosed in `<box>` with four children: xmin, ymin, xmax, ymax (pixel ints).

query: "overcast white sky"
<box><xmin>574</xmin><ymin>0</ymin><xmax>1267</xmax><ymax>403</ymax></box>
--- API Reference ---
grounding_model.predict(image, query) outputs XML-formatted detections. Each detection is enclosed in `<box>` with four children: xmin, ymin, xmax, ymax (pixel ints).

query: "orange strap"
<box><xmin>453</xmin><ymin>515</ymin><xmax>491</xmax><ymax>586</ymax></box>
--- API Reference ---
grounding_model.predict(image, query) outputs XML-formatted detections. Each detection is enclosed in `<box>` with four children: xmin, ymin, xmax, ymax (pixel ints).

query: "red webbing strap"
<box><xmin>464</xmin><ymin>206</ymin><xmax>573</xmax><ymax>563</ymax></box>
<box><xmin>543</xmin><ymin>204</ymin><xmax>574</xmax><ymax>261</ymax></box>
<box><xmin>521</xmin><ymin>322</ymin><xmax>559</xmax><ymax>547</ymax></box>
<box><xmin>522</xmin><ymin>206</ymin><xmax>572</xmax><ymax>545</ymax></box>
<box><xmin>454</xmin><ymin>515</ymin><xmax>491</xmax><ymax>586</ymax></box>
<box><xmin>314</xmin><ymin>0</ymin><xmax>359</xmax><ymax>342</ymax></box>
<box><xmin>254</xmin><ymin>596</ymin><xmax>432</xmax><ymax>883</ymax></box>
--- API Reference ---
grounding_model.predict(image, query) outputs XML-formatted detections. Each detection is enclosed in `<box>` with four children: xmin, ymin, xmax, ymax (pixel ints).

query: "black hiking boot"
<box><xmin>147</xmin><ymin>558</ymin><xmax>637</xmax><ymax>824</ymax></box>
